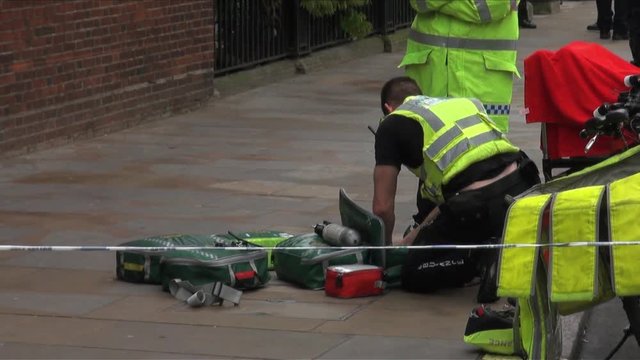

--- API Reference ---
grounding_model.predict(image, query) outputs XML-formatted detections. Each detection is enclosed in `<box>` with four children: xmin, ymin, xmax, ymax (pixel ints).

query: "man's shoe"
<box><xmin>519</xmin><ymin>19</ymin><xmax>537</xmax><ymax>29</ymax></box>
<box><xmin>587</xmin><ymin>23</ymin><xmax>599</xmax><ymax>31</ymax></box>
<box><xmin>600</xmin><ymin>30</ymin><xmax>611</xmax><ymax>39</ymax></box>
<box><xmin>463</xmin><ymin>304</ymin><xmax>516</xmax><ymax>355</ymax></box>
<box><xmin>613</xmin><ymin>32</ymin><xmax>629</xmax><ymax>41</ymax></box>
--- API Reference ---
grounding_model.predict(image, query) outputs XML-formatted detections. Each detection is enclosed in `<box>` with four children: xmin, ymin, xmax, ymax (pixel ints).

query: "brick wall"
<box><xmin>0</xmin><ymin>0</ymin><xmax>214</xmax><ymax>155</ymax></box>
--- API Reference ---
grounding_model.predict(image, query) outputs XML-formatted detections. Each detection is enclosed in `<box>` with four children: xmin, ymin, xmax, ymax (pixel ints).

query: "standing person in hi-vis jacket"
<box><xmin>400</xmin><ymin>0</ymin><xmax>520</xmax><ymax>134</ymax></box>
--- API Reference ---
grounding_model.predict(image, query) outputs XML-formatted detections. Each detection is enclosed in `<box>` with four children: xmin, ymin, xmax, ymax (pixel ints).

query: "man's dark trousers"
<box><xmin>630</xmin><ymin>2</ymin><xmax>640</xmax><ymax>64</ymax></box>
<box><xmin>597</xmin><ymin>0</ymin><xmax>629</xmax><ymax>35</ymax></box>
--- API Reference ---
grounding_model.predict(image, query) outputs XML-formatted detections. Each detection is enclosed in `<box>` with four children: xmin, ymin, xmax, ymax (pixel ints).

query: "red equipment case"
<box><xmin>325</xmin><ymin>264</ymin><xmax>385</xmax><ymax>298</ymax></box>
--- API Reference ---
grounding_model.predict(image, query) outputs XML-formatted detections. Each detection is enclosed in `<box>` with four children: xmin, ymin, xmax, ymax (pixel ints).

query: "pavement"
<box><xmin>578</xmin><ymin>299</ymin><xmax>638</xmax><ymax>360</ymax></box>
<box><xmin>0</xmin><ymin>1</ymin><xmax>637</xmax><ymax>359</ymax></box>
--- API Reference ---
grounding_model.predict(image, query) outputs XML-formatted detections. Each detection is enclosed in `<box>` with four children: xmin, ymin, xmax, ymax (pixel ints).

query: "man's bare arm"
<box><xmin>373</xmin><ymin>165</ymin><xmax>400</xmax><ymax>245</ymax></box>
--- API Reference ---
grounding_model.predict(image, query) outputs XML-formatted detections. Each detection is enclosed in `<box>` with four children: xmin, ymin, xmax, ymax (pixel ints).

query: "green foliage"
<box><xmin>300</xmin><ymin>0</ymin><xmax>373</xmax><ymax>39</ymax></box>
<box><xmin>340</xmin><ymin>10</ymin><xmax>373</xmax><ymax>39</ymax></box>
<box><xmin>300</xmin><ymin>0</ymin><xmax>369</xmax><ymax>16</ymax></box>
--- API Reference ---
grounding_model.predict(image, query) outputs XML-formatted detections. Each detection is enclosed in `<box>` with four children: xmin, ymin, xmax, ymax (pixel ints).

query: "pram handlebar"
<box><xmin>580</xmin><ymin>74</ymin><xmax>640</xmax><ymax>153</ymax></box>
<box><xmin>624</xmin><ymin>74</ymin><xmax>640</xmax><ymax>88</ymax></box>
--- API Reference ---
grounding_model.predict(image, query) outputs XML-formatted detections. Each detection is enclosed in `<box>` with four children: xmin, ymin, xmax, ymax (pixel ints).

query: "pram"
<box><xmin>524</xmin><ymin>41</ymin><xmax>639</xmax><ymax>181</ymax></box>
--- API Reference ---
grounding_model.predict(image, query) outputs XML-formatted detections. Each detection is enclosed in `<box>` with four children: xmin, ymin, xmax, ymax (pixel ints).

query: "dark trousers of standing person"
<box><xmin>518</xmin><ymin>0</ymin><xmax>536</xmax><ymax>28</ymax></box>
<box><xmin>630</xmin><ymin>2</ymin><xmax>640</xmax><ymax>65</ymax></box>
<box><xmin>597</xmin><ymin>0</ymin><xmax>629</xmax><ymax>38</ymax></box>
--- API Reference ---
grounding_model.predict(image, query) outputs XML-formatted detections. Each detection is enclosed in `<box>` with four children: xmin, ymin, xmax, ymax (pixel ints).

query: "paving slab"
<box><xmin>0</xmin><ymin>314</ymin><xmax>349</xmax><ymax>359</ymax></box>
<box><xmin>315</xmin><ymin>288</ymin><xmax>477</xmax><ymax>340</ymax></box>
<box><xmin>0</xmin><ymin>342</ymin><xmax>207</xmax><ymax>359</ymax></box>
<box><xmin>577</xmin><ymin>299</ymin><xmax>637</xmax><ymax>360</ymax></box>
<box><xmin>318</xmin><ymin>335</ymin><xmax>477</xmax><ymax>359</ymax></box>
<box><xmin>0</xmin><ymin>291</ymin><xmax>119</xmax><ymax>316</ymax></box>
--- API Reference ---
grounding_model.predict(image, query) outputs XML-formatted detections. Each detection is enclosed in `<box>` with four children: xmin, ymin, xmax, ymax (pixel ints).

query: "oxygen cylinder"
<box><xmin>313</xmin><ymin>222</ymin><xmax>361</xmax><ymax>247</ymax></box>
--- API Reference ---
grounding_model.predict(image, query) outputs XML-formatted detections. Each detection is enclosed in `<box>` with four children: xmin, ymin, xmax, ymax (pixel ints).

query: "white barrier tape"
<box><xmin>1</xmin><ymin>241</ymin><xmax>640</xmax><ymax>252</ymax></box>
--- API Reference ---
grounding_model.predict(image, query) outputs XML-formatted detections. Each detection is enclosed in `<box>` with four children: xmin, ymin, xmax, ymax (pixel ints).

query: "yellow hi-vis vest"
<box><xmin>608</xmin><ymin>172</ymin><xmax>640</xmax><ymax>296</ymax></box>
<box><xmin>387</xmin><ymin>95</ymin><xmax>520</xmax><ymax>204</ymax></box>
<box><xmin>498</xmin><ymin>174</ymin><xmax>640</xmax><ymax>301</ymax></box>
<box><xmin>401</xmin><ymin>0</ymin><xmax>520</xmax><ymax>133</ymax></box>
<box><xmin>497</xmin><ymin>172</ymin><xmax>640</xmax><ymax>358</ymax></box>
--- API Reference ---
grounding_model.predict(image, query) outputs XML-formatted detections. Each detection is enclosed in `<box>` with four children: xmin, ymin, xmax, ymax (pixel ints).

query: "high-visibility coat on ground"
<box><xmin>386</xmin><ymin>95</ymin><xmax>519</xmax><ymax>204</ymax></box>
<box><xmin>401</xmin><ymin>0</ymin><xmax>520</xmax><ymax>133</ymax></box>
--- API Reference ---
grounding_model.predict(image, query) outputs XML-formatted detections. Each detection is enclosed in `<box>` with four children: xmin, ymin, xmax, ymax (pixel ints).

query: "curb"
<box><xmin>212</xmin><ymin>29</ymin><xmax>409</xmax><ymax>99</ymax></box>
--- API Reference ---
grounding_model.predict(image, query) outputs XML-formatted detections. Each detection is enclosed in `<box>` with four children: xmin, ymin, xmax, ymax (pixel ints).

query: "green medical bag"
<box><xmin>160</xmin><ymin>234</ymin><xmax>270</xmax><ymax>291</ymax></box>
<box><xmin>272</xmin><ymin>233</ymin><xmax>368</xmax><ymax>290</ymax></box>
<box><xmin>116</xmin><ymin>231</ymin><xmax>289</xmax><ymax>289</ymax></box>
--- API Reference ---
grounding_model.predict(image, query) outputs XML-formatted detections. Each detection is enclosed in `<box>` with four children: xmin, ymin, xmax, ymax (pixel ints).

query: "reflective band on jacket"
<box><xmin>425</xmin><ymin>115</ymin><xmax>484</xmax><ymax>159</ymax></box>
<box><xmin>475</xmin><ymin>0</ymin><xmax>491</xmax><ymax>23</ymax></box>
<box><xmin>469</xmin><ymin>98</ymin><xmax>486</xmax><ymax>113</ymax></box>
<box><xmin>484</xmin><ymin>104</ymin><xmax>511</xmax><ymax>116</ymax></box>
<box><xmin>511</xmin><ymin>0</ymin><xmax>518</xmax><ymax>10</ymax></box>
<box><xmin>550</xmin><ymin>186</ymin><xmax>603</xmax><ymax>302</ymax></box>
<box><xmin>408</xmin><ymin>29</ymin><xmax>518</xmax><ymax>51</ymax></box>
<box><xmin>433</xmin><ymin>129</ymin><xmax>501</xmax><ymax>171</ymax></box>
<box><xmin>397</xmin><ymin>98</ymin><xmax>447</xmax><ymax>132</ymax></box>
<box><xmin>608</xmin><ymin>172</ymin><xmax>640</xmax><ymax>296</ymax></box>
<box><xmin>498</xmin><ymin>194</ymin><xmax>552</xmax><ymax>298</ymax></box>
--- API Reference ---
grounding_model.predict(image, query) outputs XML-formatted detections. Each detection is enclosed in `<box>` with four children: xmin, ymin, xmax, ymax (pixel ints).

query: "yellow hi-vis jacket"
<box><xmin>496</xmin><ymin>172</ymin><xmax>640</xmax><ymax>358</ymax></box>
<box><xmin>387</xmin><ymin>95</ymin><xmax>520</xmax><ymax>205</ymax></box>
<box><xmin>401</xmin><ymin>0</ymin><xmax>520</xmax><ymax>133</ymax></box>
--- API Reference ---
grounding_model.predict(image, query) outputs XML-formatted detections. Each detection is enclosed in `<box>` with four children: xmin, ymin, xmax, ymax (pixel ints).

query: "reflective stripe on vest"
<box><xmin>475</xmin><ymin>0</ymin><xmax>491</xmax><ymax>23</ymax></box>
<box><xmin>608</xmin><ymin>172</ymin><xmax>640</xmax><ymax>296</ymax></box>
<box><xmin>408</xmin><ymin>29</ymin><xmax>518</xmax><ymax>51</ymax></box>
<box><xmin>550</xmin><ymin>186</ymin><xmax>604</xmax><ymax>302</ymax></box>
<box><xmin>425</xmin><ymin>115</ymin><xmax>484</xmax><ymax>159</ymax></box>
<box><xmin>469</xmin><ymin>98</ymin><xmax>486</xmax><ymax>113</ymax></box>
<box><xmin>498</xmin><ymin>194</ymin><xmax>552</xmax><ymax>298</ymax></box>
<box><xmin>399</xmin><ymin>98</ymin><xmax>507</xmax><ymax>172</ymax></box>
<box><xmin>431</xmin><ymin>127</ymin><xmax>502</xmax><ymax>171</ymax></box>
<box><xmin>396</xmin><ymin>97</ymin><xmax>448</xmax><ymax>132</ymax></box>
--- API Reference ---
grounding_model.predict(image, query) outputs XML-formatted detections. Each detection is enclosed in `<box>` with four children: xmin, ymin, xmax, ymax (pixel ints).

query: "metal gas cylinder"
<box><xmin>313</xmin><ymin>222</ymin><xmax>361</xmax><ymax>247</ymax></box>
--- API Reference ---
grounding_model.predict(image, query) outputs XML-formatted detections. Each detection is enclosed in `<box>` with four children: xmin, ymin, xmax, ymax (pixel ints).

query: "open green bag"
<box><xmin>272</xmin><ymin>233</ymin><xmax>369</xmax><ymax>290</ymax></box>
<box><xmin>116</xmin><ymin>231</ymin><xmax>290</xmax><ymax>289</ymax></box>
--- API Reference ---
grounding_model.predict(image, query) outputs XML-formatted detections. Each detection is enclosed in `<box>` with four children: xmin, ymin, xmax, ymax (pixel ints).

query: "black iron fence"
<box><xmin>214</xmin><ymin>0</ymin><xmax>414</xmax><ymax>77</ymax></box>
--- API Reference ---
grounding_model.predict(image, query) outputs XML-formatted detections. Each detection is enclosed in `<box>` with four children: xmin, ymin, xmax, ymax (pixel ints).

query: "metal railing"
<box><xmin>214</xmin><ymin>0</ymin><xmax>414</xmax><ymax>77</ymax></box>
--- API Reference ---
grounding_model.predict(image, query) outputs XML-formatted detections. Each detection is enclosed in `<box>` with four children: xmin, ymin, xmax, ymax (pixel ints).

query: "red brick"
<box><xmin>2</xmin><ymin>0</ymin><xmax>215</xmax><ymax>154</ymax></box>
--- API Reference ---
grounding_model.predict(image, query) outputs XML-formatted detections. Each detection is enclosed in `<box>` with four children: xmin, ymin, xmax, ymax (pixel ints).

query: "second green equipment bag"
<box><xmin>272</xmin><ymin>233</ymin><xmax>369</xmax><ymax>290</ymax></box>
<box><xmin>160</xmin><ymin>234</ymin><xmax>271</xmax><ymax>291</ymax></box>
<box><xmin>116</xmin><ymin>232</ymin><xmax>287</xmax><ymax>290</ymax></box>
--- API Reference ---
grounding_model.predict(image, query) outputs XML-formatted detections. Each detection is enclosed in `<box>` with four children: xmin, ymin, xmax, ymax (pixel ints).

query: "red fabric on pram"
<box><xmin>524</xmin><ymin>41</ymin><xmax>639</xmax><ymax>158</ymax></box>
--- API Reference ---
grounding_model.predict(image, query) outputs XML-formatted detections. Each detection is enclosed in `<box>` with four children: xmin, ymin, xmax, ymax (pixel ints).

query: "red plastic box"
<box><xmin>325</xmin><ymin>264</ymin><xmax>385</xmax><ymax>298</ymax></box>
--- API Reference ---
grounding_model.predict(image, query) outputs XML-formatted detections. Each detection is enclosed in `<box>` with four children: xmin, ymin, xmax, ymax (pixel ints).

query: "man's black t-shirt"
<box><xmin>374</xmin><ymin>114</ymin><xmax>521</xmax><ymax>196</ymax></box>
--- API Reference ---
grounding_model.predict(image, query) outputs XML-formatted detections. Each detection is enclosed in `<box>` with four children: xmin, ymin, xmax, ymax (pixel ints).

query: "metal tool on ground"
<box><xmin>169</xmin><ymin>278</ymin><xmax>242</xmax><ymax>307</ymax></box>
